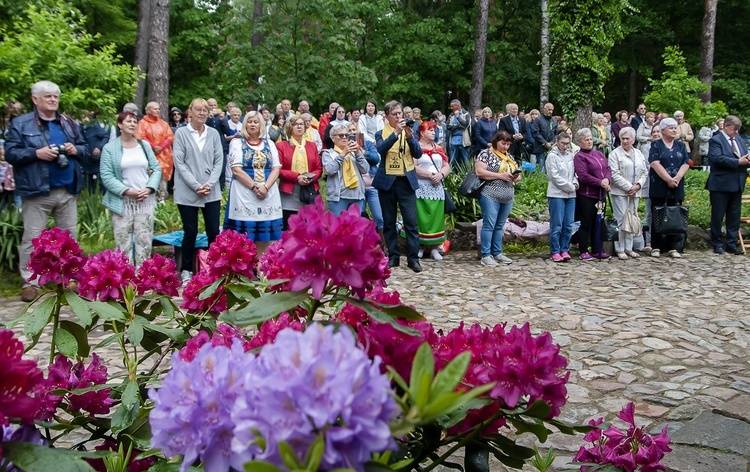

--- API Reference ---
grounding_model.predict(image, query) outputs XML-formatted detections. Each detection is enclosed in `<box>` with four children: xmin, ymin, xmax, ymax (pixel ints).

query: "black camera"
<box><xmin>49</xmin><ymin>144</ymin><xmax>69</xmax><ymax>169</ymax></box>
<box><xmin>403</xmin><ymin>118</ymin><xmax>416</xmax><ymax>128</ymax></box>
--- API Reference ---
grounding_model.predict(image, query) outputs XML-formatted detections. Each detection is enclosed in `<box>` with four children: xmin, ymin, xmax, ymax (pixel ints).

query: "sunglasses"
<box><xmin>334</xmin><ymin>133</ymin><xmax>348</xmax><ymax>139</ymax></box>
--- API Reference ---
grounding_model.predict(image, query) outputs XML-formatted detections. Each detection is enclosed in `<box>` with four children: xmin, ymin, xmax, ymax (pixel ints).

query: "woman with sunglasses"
<box><xmin>169</xmin><ymin>107</ymin><xmax>186</xmax><ymax>131</ymax></box>
<box><xmin>322</xmin><ymin>123</ymin><xmax>369</xmax><ymax>216</ymax></box>
<box><xmin>323</xmin><ymin>106</ymin><xmax>349</xmax><ymax>149</ymax></box>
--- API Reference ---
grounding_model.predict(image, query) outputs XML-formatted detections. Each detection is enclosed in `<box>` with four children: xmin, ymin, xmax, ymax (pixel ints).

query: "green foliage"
<box><xmin>0</xmin><ymin>205</ymin><xmax>23</xmax><ymax>271</ymax></box>
<box><xmin>713</xmin><ymin>64</ymin><xmax>750</xmax><ymax>125</ymax></box>
<box><xmin>512</xmin><ymin>171</ymin><xmax>550</xmax><ymax>221</ymax></box>
<box><xmin>643</xmin><ymin>47</ymin><xmax>727</xmax><ymax>128</ymax></box>
<box><xmin>0</xmin><ymin>2</ymin><xmax>139</xmax><ymax>120</ymax></box>
<box><xmin>683</xmin><ymin>169</ymin><xmax>711</xmax><ymax>230</ymax></box>
<box><xmin>550</xmin><ymin>0</ymin><xmax>632</xmax><ymax>117</ymax></box>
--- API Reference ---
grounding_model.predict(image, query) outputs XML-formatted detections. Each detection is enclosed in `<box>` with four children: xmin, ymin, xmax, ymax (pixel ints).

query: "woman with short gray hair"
<box><xmin>609</xmin><ymin>126</ymin><xmax>647</xmax><ymax>259</ymax></box>
<box><xmin>322</xmin><ymin>123</ymin><xmax>369</xmax><ymax>215</ymax></box>
<box><xmin>574</xmin><ymin>127</ymin><xmax>612</xmax><ymax>260</ymax></box>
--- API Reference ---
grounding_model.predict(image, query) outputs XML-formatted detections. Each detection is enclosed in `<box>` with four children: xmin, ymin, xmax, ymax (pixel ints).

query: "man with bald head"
<box><xmin>497</xmin><ymin>103</ymin><xmax>530</xmax><ymax>160</ymax></box>
<box><xmin>297</xmin><ymin>100</ymin><xmax>319</xmax><ymax>129</ymax></box>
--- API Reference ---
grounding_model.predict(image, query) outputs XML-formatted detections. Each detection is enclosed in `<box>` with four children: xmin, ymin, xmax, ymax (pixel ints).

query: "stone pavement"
<box><xmin>2</xmin><ymin>249</ymin><xmax>750</xmax><ymax>471</ymax></box>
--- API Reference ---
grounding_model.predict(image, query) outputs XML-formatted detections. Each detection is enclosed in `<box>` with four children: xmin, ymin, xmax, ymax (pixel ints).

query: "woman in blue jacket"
<box><xmin>473</xmin><ymin>107</ymin><xmax>498</xmax><ymax>156</ymax></box>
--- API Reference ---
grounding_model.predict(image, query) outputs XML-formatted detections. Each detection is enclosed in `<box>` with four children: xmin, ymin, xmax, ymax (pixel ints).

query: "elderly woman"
<box><xmin>610</xmin><ymin>110</ymin><xmax>631</xmax><ymax>149</ymax></box>
<box><xmin>100</xmin><ymin>112</ymin><xmax>162</xmax><ymax>266</ymax></box>
<box><xmin>277</xmin><ymin>114</ymin><xmax>322</xmax><ymax>229</ymax></box>
<box><xmin>674</xmin><ymin>110</ymin><xmax>694</xmax><ymax>156</ymax></box>
<box><xmin>414</xmin><ymin>121</ymin><xmax>451</xmax><ymax>260</ymax></box>
<box><xmin>301</xmin><ymin>112</ymin><xmax>323</xmax><ymax>154</ymax></box>
<box><xmin>609</xmin><ymin>127</ymin><xmax>648</xmax><ymax>260</ymax></box>
<box><xmin>574</xmin><ymin>128</ymin><xmax>613</xmax><ymax>260</ymax></box>
<box><xmin>648</xmin><ymin>117</ymin><xmax>690</xmax><ymax>258</ymax></box>
<box><xmin>173</xmin><ymin>98</ymin><xmax>225</xmax><ymax>283</ymax></box>
<box><xmin>323</xmin><ymin>106</ymin><xmax>349</xmax><ymax>149</ymax></box>
<box><xmin>473</xmin><ymin>107</ymin><xmax>498</xmax><ymax>156</ymax></box>
<box><xmin>591</xmin><ymin>113</ymin><xmax>612</xmax><ymax>157</ymax></box>
<box><xmin>636</xmin><ymin>112</ymin><xmax>656</xmax><ymax>151</ymax></box>
<box><xmin>546</xmin><ymin>132</ymin><xmax>578</xmax><ymax>262</ymax></box>
<box><xmin>224</xmin><ymin>111</ymin><xmax>283</xmax><ymax>254</ymax></box>
<box><xmin>639</xmin><ymin>125</ymin><xmax>661</xmax><ymax>254</ymax></box>
<box><xmin>476</xmin><ymin>130</ymin><xmax>520</xmax><ymax>267</ymax></box>
<box><xmin>322</xmin><ymin>123</ymin><xmax>369</xmax><ymax>215</ymax></box>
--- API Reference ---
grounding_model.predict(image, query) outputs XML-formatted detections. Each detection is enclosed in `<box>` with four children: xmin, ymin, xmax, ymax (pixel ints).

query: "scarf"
<box><xmin>289</xmin><ymin>137</ymin><xmax>309</xmax><ymax>174</ymax></box>
<box><xmin>381</xmin><ymin>123</ymin><xmax>415</xmax><ymax>176</ymax></box>
<box><xmin>334</xmin><ymin>145</ymin><xmax>359</xmax><ymax>189</ymax></box>
<box><xmin>491</xmin><ymin>148</ymin><xmax>517</xmax><ymax>174</ymax></box>
<box><xmin>594</xmin><ymin>125</ymin><xmax>606</xmax><ymax>141</ymax></box>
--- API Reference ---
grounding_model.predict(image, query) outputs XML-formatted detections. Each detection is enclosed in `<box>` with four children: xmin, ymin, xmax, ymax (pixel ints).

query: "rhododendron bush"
<box><xmin>0</xmin><ymin>197</ymin><xmax>670</xmax><ymax>472</ymax></box>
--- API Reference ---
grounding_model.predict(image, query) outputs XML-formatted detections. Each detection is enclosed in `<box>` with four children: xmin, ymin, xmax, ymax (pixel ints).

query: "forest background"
<box><xmin>0</xmin><ymin>0</ymin><xmax>748</xmax><ymax>128</ymax></box>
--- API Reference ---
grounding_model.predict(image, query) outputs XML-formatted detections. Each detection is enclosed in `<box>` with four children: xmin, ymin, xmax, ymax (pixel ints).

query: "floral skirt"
<box><xmin>400</xmin><ymin>197</ymin><xmax>446</xmax><ymax>245</ymax></box>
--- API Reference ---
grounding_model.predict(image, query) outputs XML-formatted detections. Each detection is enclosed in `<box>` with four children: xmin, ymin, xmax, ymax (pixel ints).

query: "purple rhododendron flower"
<box><xmin>231</xmin><ymin>324</ymin><xmax>397</xmax><ymax>471</ymax></box>
<box><xmin>27</xmin><ymin>228</ymin><xmax>86</xmax><ymax>286</ymax></box>
<box><xmin>78</xmin><ymin>250</ymin><xmax>136</xmax><ymax>301</ymax></box>
<box><xmin>36</xmin><ymin>354</ymin><xmax>114</xmax><ymax>420</ymax></box>
<box><xmin>149</xmin><ymin>339</ymin><xmax>253</xmax><ymax>472</ymax></box>
<box><xmin>135</xmin><ymin>254</ymin><xmax>181</xmax><ymax>296</ymax></box>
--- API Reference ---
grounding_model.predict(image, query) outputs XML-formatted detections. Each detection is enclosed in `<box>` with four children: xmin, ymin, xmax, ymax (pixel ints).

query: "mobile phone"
<box><xmin>302</xmin><ymin>172</ymin><xmax>316</xmax><ymax>179</ymax></box>
<box><xmin>512</xmin><ymin>169</ymin><xmax>522</xmax><ymax>175</ymax></box>
<box><xmin>348</xmin><ymin>135</ymin><xmax>356</xmax><ymax>142</ymax></box>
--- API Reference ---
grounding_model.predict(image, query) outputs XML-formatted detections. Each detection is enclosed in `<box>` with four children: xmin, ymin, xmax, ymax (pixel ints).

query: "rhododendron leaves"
<box><xmin>111</xmin><ymin>381</ymin><xmax>140</xmax><ymax>435</ymax></box>
<box><xmin>507</xmin><ymin>417</ymin><xmax>551</xmax><ymax>443</ymax></box>
<box><xmin>88</xmin><ymin>301</ymin><xmax>126</xmax><ymax>321</ymax></box>
<box><xmin>520</xmin><ymin>399</ymin><xmax>553</xmax><ymax>420</ymax></box>
<box><xmin>431</xmin><ymin>351</ymin><xmax>471</xmax><ymax>399</ymax></box>
<box><xmin>64</xmin><ymin>292</ymin><xmax>93</xmax><ymax>326</ymax></box>
<box><xmin>409</xmin><ymin>343</ymin><xmax>435</xmax><ymax>409</ymax></box>
<box><xmin>481</xmin><ymin>440</ymin><xmax>532</xmax><ymax>469</ymax></box>
<box><xmin>127</xmin><ymin>318</ymin><xmax>145</xmax><ymax>346</ymax></box>
<box><xmin>2</xmin><ymin>441</ymin><xmax>113</xmax><ymax>471</ymax></box>
<box><xmin>198</xmin><ymin>277</ymin><xmax>225</xmax><ymax>301</ymax></box>
<box><xmin>54</xmin><ymin>326</ymin><xmax>78</xmax><ymax>358</ymax></box>
<box><xmin>23</xmin><ymin>296</ymin><xmax>55</xmax><ymax>338</ymax></box>
<box><xmin>141</xmin><ymin>322</ymin><xmax>188</xmax><ymax>342</ymax></box>
<box><xmin>342</xmin><ymin>297</ymin><xmax>422</xmax><ymax>336</ymax></box>
<box><xmin>221</xmin><ymin>291</ymin><xmax>310</xmax><ymax>326</ymax></box>
<box><xmin>59</xmin><ymin>321</ymin><xmax>90</xmax><ymax>358</ymax></box>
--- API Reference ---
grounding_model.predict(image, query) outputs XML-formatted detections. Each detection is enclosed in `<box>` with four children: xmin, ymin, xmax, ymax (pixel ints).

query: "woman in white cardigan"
<box><xmin>608</xmin><ymin>127</ymin><xmax>648</xmax><ymax>260</ymax></box>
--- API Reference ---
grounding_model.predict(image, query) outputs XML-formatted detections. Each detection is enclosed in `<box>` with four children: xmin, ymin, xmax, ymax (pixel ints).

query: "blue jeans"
<box><xmin>548</xmin><ymin>197</ymin><xmax>575</xmax><ymax>254</ymax></box>
<box><xmin>479</xmin><ymin>194</ymin><xmax>513</xmax><ymax>257</ymax></box>
<box><xmin>328</xmin><ymin>198</ymin><xmax>365</xmax><ymax>216</ymax></box>
<box><xmin>450</xmin><ymin>144</ymin><xmax>470</xmax><ymax>167</ymax></box>
<box><xmin>364</xmin><ymin>188</ymin><xmax>383</xmax><ymax>228</ymax></box>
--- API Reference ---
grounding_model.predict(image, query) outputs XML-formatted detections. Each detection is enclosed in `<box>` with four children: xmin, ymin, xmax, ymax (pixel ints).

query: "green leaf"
<box><xmin>523</xmin><ymin>399</ymin><xmax>552</xmax><ymax>419</ymax></box>
<box><xmin>142</xmin><ymin>322</ymin><xmax>188</xmax><ymax>342</ymax></box>
<box><xmin>127</xmin><ymin>317</ymin><xmax>145</xmax><ymax>346</ymax></box>
<box><xmin>198</xmin><ymin>277</ymin><xmax>224</xmax><ymax>301</ymax></box>
<box><xmin>55</xmin><ymin>325</ymin><xmax>78</xmax><ymax>358</ymax></box>
<box><xmin>24</xmin><ymin>296</ymin><xmax>55</xmax><ymax>337</ymax></box>
<box><xmin>120</xmin><ymin>379</ymin><xmax>140</xmax><ymax>409</ymax></box>
<box><xmin>243</xmin><ymin>462</ymin><xmax>284</xmax><ymax>472</ymax></box>
<box><xmin>89</xmin><ymin>301</ymin><xmax>126</xmax><ymax>321</ymax></box>
<box><xmin>408</xmin><ymin>343</ymin><xmax>435</xmax><ymax>405</ymax></box>
<box><xmin>59</xmin><ymin>320</ymin><xmax>91</xmax><ymax>357</ymax></box>
<box><xmin>508</xmin><ymin>417</ymin><xmax>551</xmax><ymax>442</ymax></box>
<box><xmin>111</xmin><ymin>381</ymin><xmax>140</xmax><ymax>434</ymax></box>
<box><xmin>438</xmin><ymin>397</ymin><xmax>494</xmax><ymax>429</ymax></box>
<box><xmin>221</xmin><ymin>291</ymin><xmax>310</xmax><ymax>326</ymax></box>
<box><xmin>159</xmin><ymin>297</ymin><xmax>175</xmax><ymax>318</ymax></box>
<box><xmin>303</xmin><ymin>435</ymin><xmax>325</xmax><ymax>471</ymax></box>
<box><xmin>431</xmin><ymin>351</ymin><xmax>470</xmax><ymax>400</ymax></box>
<box><xmin>277</xmin><ymin>441</ymin><xmax>303</xmax><ymax>470</ymax></box>
<box><xmin>340</xmin><ymin>296</ymin><xmax>422</xmax><ymax>336</ymax></box>
<box><xmin>64</xmin><ymin>291</ymin><xmax>93</xmax><ymax>326</ymax></box>
<box><xmin>1</xmin><ymin>441</ymin><xmax>98</xmax><ymax>472</ymax></box>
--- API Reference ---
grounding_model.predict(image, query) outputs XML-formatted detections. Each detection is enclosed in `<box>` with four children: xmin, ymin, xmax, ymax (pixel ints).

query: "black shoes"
<box><xmin>407</xmin><ymin>260</ymin><xmax>423</xmax><ymax>273</ymax></box>
<box><xmin>388</xmin><ymin>258</ymin><xmax>400</xmax><ymax>268</ymax></box>
<box><xmin>713</xmin><ymin>248</ymin><xmax>725</xmax><ymax>255</ymax></box>
<box><xmin>727</xmin><ymin>247</ymin><xmax>745</xmax><ymax>255</ymax></box>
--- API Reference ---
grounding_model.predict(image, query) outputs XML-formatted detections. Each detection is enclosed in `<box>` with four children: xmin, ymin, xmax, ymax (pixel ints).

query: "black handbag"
<box><xmin>599</xmin><ymin>196</ymin><xmax>619</xmax><ymax>242</ymax></box>
<box><xmin>653</xmin><ymin>201</ymin><xmax>689</xmax><ymax>235</ymax></box>
<box><xmin>299</xmin><ymin>185</ymin><xmax>319</xmax><ymax>204</ymax></box>
<box><xmin>458</xmin><ymin>171</ymin><xmax>485</xmax><ymax>199</ymax></box>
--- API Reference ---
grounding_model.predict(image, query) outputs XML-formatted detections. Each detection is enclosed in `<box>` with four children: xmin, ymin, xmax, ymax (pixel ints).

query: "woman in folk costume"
<box><xmin>223</xmin><ymin>111</ymin><xmax>283</xmax><ymax>255</ymax></box>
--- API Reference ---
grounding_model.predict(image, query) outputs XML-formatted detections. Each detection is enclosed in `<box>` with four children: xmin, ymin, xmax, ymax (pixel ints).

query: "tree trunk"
<box><xmin>147</xmin><ymin>0</ymin><xmax>170</xmax><ymax>120</ymax></box>
<box><xmin>469</xmin><ymin>0</ymin><xmax>490</xmax><ymax>113</ymax></box>
<box><xmin>251</xmin><ymin>0</ymin><xmax>263</xmax><ymax>48</ymax></box>
<box><xmin>571</xmin><ymin>102</ymin><xmax>593</xmax><ymax>135</ymax></box>
<box><xmin>133</xmin><ymin>0</ymin><xmax>151</xmax><ymax>108</ymax></box>
<box><xmin>699</xmin><ymin>0</ymin><xmax>718</xmax><ymax>103</ymax></box>
<box><xmin>539</xmin><ymin>0</ymin><xmax>550</xmax><ymax>107</ymax></box>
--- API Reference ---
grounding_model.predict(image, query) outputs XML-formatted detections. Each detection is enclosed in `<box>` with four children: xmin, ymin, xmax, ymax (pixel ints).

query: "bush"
<box><xmin>0</xmin><ymin>206</ymin><xmax>22</xmax><ymax>271</ymax></box>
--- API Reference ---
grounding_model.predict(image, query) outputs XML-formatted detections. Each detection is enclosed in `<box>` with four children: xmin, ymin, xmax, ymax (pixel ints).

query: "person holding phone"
<box><xmin>276</xmin><ymin>115</ymin><xmax>323</xmax><ymax>229</ymax></box>
<box><xmin>475</xmin><ymin>130</ymin><xmax>521</xmax><ymax>267</ymax></box>
<box><xmin>322</xmin><ymin>123</ymin><xmax>370</xmax><ymax>216</ymax></box>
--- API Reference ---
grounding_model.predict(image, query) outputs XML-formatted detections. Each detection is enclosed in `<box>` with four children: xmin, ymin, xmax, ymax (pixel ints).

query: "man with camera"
<box><xmin>5</xmin><ymin>80</ymin><xmax>89</xmax><ymax>301</ymax></box>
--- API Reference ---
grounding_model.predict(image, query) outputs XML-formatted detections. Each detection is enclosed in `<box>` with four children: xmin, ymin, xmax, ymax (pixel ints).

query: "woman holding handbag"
<box><xmin>609</xmin><ymin>127</ymin><xmax>648</xmax><ymax>260</ymax></box>
<box><xmin>648</xmin><ymin>118</ymin><xmax>690</xmax><ymax>258</ymax></box>
<box><xmin>413</xmin><ymin>121</ymin><xmax>451</xmax><ymax>260</ymax></box>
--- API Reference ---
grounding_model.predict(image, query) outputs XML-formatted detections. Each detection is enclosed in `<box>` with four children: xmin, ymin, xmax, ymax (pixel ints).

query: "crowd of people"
<box><xmin>3</xmin><ymin>80</ymin><xmax>748</xmax><ymax>301</ymax></box>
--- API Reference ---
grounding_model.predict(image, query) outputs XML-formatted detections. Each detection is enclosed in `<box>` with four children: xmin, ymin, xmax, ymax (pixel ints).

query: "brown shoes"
<box><xmin>21</xmin><ymin>286</ymin><xmax>38</xmax><ymax>302</ymax></box>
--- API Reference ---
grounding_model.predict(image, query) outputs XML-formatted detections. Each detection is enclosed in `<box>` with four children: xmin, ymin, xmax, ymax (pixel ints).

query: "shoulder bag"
<box><xmin>653</xmin><ymin>191</ymin><xmax>689</xmax><ymax>235</ymax></box>
<box><xmin>458</xmin><ymin>170</ymin><xmax>485</xmax><ymax>199</ymax></box>
<box><xmin>430</xmin><ymin>155</ymin><xmax>456</xmax><ymax>213</ymax></box>
<box><xmin>599</xmin><ymin>195</ymin><xmax>620</xmax><ymax>241</ymax></box>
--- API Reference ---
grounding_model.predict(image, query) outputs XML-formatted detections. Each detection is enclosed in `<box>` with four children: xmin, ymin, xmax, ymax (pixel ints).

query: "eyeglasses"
<box><xmin>334</xmin><ymin>133</ymin><xmax>348</xmax><ymax>139</ymax></box>
<box><xmin>172</xmin><ymin>112</ymin><xmax>181</xmax><ymax>116</ymax></box>
<box><xmin>194</xmin><ymin>109</ymin><xmax>209</xmax><ymax>115</ymax></box>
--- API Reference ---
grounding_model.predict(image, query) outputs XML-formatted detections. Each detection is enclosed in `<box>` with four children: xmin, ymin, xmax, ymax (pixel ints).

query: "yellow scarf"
<box><xmin>289</xmin><ymin>137</ymin><xmax>309</xmax><ymax>175</ymax></box>
<box><xmin>594</xmin><ymin>125</ymin><xmax>606</xmax><ymax>141</ymax></box>
<box><xmin>334</xmin><ymin>146</ymin><xmax>359</xmax><ymax>189</ymax></box>
<box><xmin>381</xmin><ymin>123</ymin><xmax>415</xmax><ymax>175</ymax></box>
<box><xmin>491</xmin><ymin>148</ymin><xmax>517</xmax><ymax>174</ymax></box>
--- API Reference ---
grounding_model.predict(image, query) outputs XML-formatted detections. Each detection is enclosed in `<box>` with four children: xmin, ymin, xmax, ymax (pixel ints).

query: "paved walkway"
<box><xmin>3</xmin><ymin>249</ymin><xmax>750</xmax><ymax>471</ymax></box>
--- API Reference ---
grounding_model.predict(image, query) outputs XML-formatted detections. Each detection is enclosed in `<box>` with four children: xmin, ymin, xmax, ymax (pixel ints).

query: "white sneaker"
<box><xmin>480</xmin><ymin>256</ymin><xmax>498</xmax><ymax>267</ymax></box>
<box><xmin>494</xmin><ymin>253</ymin><xmax>513</xmax><ymax>264</ymax></box>
<box><xmin>430</xmin><ymin>249</ymin><xmax>443</xmax><ymax>260</ymax></box>
<box><xmin>418</xmin><ymin>249</ymin><xmax>424</xmax><ymax>259</ymax></box>
<box><xmin>667</xmin><ymin>250</ymin><xmax>682</xmax><ymax>259</ymax></box>
<box><xmin>180</xmin><ymin>270</ymin><xmax>193</xmax><ymax>284</ymax></box>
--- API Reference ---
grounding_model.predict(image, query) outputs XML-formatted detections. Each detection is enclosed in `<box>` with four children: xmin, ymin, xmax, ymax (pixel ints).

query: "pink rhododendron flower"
<box><xmin>278</xmin><ymin>196</ymin><xmax>388</xmax><ymax>299</ymax></box>
<box><xmin>258</xmin><ymin>241</ymin><xmax>294</xmax><ymax>292</ymax></box>
<box><xmin>0</xmin><ymin>330</ymin><xmax>46</xmax><ymax>425</ymax></box>
<box><xmin>27</xmin><ymin>228</ymin><xmax>86</xmax><ymax>286</ymax></box>
<box><xmin>180</xmin><ymin>271</ymin><xmax>227</xmax><ymax>314</ymax></box>
<box><xmin>335</xmin><ymin>286</ymin><xmax>404</xmax><ymax>328</ymax></box>
<box><xmin>135</xmin><ymin>254</ymin><xmax>181</xmax><ymax>296</ymax></box>
<box><xmin>574</xmin><ymin>402</ymin><xmax>671</xmax><ymax>472</ymax></box>
<box><xmin>179</xmin><ymin>324</ymin><xmax>252</xmax><ymax>362</ymax></box>
<box><xmin>245</xmin><ymin>313</ymin><xmax>306</xmax><ymax>351</ymax></box>
<box><xmin>206</xmin><ymin>229</ymin><xmax>259</xmax><ymax>279</ymax></box>
<box><xmin>36</xmin><ymin>354</ymin><xmax>114</xmax><ymax>420</ymax></box>
<box><xmin>78</xmin><ymin>250</ymin><xmax>136</xmax><ymax>301</ymax></box>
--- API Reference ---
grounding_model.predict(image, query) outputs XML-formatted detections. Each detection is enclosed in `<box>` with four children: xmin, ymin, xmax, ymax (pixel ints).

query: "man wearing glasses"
<box><xmin>373</xmin><ymin>100</ymin><xmax>423</xmax><ymax>272</ymax></box>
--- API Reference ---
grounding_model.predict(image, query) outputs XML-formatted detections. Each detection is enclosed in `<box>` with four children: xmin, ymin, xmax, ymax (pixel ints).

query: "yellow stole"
<box><xmin>382</xmin><ymin>123</ymin><xmax>415</xmax><ymax>175</ymax></box>
<box><xmin>334</xmin><ymin>146</ymin><xmax>359</xmax><ymax>189</ymax></box>
<box><xmin>594</xmin><ymin>125</ymin><xmax>606</xmax><ymax>141</ymax></box>
<box><xmin>289</xmin><ymin>137</ymin><xmax>309</xmax><ymax>174</ymax></box>
<box><xmin>491</xmin><ymin>148</ymin><xmax>517</xmax><ymax>174</ymax></box>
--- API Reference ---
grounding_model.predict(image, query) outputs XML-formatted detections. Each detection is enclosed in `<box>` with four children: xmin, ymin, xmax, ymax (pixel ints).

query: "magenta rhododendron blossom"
<box><xmin>277</xmin><ymin>196</ymin><xmax>388</xmax><ymax>299</ymax></box>
<box><xmin>206</xmin><ymin>229</ymin><xmax>259</xmax><ymax>279</ymax></box>
<box><xmin>27</xmin><ymin>227</ymin><xmax>86</xmax><ymax>286</ymax></box>
<box><xmin>179</xmin><ymin>324</ymin><xmax>252</xmax><ymax>362</ymax></box>
<box><xmin>245</xmin><ymin>313</ymin><xmax>306</xmax><ymax>351</ymax></box>
<box><xmin>180</xmin><ymin>271</ymin><xmax>227</xmax><ymax>314</ymax></box>
<box><xmin>78</xmin><ymin>250</ymin><xmax>136</xmax><ymax>301</ymax></box>
<box><xmin>37</xmin><ymin>354</ymin><xmax>114</xmax><ymax>420</ymax></box>
<box><xmin>136</xmin><ymin>254</ymin><xmax>181</xmax><ymax>296</ymax></box>
<box><xmin>0</xmin><ymin>330</ymin><xmax>46</xmax><ymax>425</ymax></box>
<box><xmin>258</xmin><ymin>241</ymin><xmax>294</xmax><ymax>292</ymax></box>
<box><xmin>335</xmin><ymin>285</ymin><xmax>404</xmax><ymax>328</ymax></box>
<box><xmin>574</xmin><ymin>402</ymin><xmax>671</xmax><ymax>472</ymax></box>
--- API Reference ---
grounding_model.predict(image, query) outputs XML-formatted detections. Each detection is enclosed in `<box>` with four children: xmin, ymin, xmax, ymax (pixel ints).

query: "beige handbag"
<box><xmin>621</xmin><ymin>197</ymin><xmax>642</xmax><ymax>235</ymax></box>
